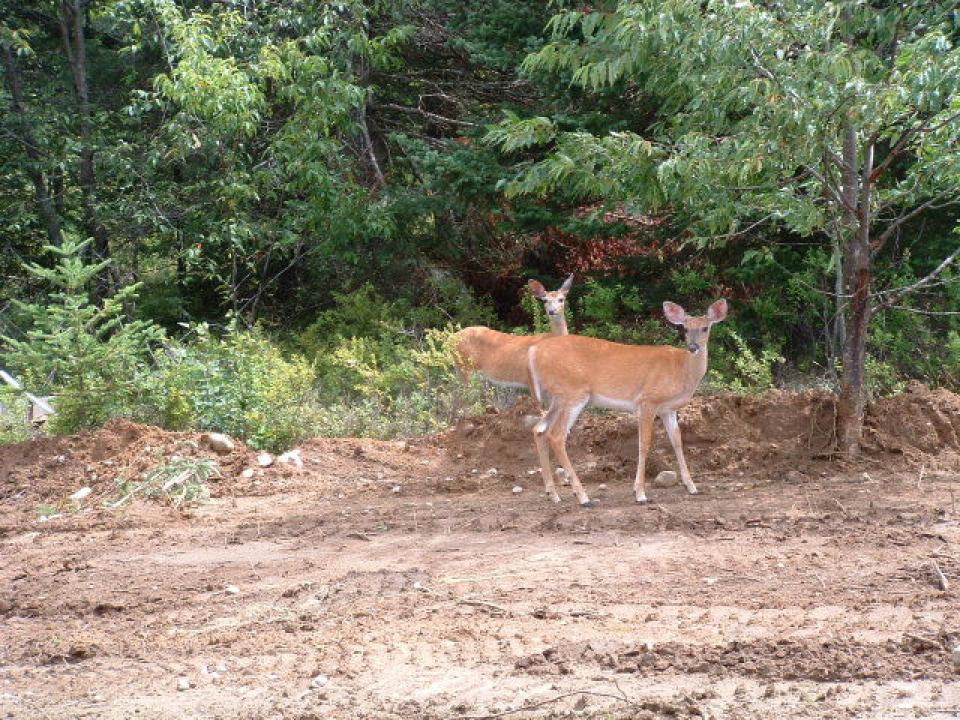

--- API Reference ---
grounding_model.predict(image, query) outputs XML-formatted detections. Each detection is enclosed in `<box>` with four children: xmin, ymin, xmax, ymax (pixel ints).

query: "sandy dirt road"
<box><xmin>2</xmin><ymin>389</ymin><xmax>959</xmax><ymax>718</ymax></box>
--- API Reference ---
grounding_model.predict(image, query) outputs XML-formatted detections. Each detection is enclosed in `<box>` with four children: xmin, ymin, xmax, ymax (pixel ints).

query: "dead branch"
<box><xmin>873</xmin><ymin>242</ymin><xmax>960</xmax><ymax>311</ymax></box>
<box><xmin>458</xmin><ymin>598</ymin><xmax>509</xmax><ymax>614</ymax></box>
<box><xmin>374</xmin><ymin>101</ymin><xmax>478</xmax><ymax>128</ymax></box>
<box><xmin>458</xmin><ymin>689</ymin><xmax>638</xmax><ymax>720</ymax></box>
<box><xmin>930</xmin><ymin>560</ymin><xmax>949</xmax><ymax>592</ymax></box>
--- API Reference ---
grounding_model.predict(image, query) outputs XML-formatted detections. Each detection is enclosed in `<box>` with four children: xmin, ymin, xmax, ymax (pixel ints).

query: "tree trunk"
<box><xmin>1</xmin><ymin>43</ymin><xmax>64</xmax><ymax>247</ymax></box>
<box><xmin>60</xmin><ymin>0</ymin><xmax>114</xmax><ymax>299</ymax></box>
<box><xmin>836</xmin><ymin>128</ymin><xmax>873</xmax><ymax>456</ymax></box>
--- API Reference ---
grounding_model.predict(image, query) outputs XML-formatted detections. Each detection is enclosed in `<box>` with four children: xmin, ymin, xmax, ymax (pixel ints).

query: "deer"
<box><xmin>453</xmin><ymin>275</ymin><xmax>573</xmax><ymax>390</ymax></box>
<box><xmin>526</xmin><ymin>299</ymin><xmax>728</xmax><ymax>507</ymax></box>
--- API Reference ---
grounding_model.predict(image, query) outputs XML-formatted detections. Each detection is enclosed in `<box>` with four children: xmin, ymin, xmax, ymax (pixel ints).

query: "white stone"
<box><xmin>224</xmin><ymin>585</ymin><xmax>240</xmax><ymax>595</ymax></box>
<box><xmin>654</xmin><ymin>470</ymin><xmax>677</xmax><ymax>486</ymax></box>
<box><xmin>70</xmin><ymin>487</ymin><xmax>92</xmax><ymax>501</ymax></box>
<box><xmin>310</xmin><ymin>674</ymin><xmax>329</xmax><ymax>689</ymax></box>
<box><xmin>241</xmin><ymin>468</ymin><xmax>255</xmax><ymax>479</ymax></box>
<box><xmin>512</xmin><ymin>486</ymin><xmax>523</xmax><ymax>494</ymax></box>
<box><xmin>257</xmin><ymin>452</ymin><xmax>274</xmax><ymax>467</ymax></box>
<box><xmin>278</xmin><ymin>449</ymin><xmax>303</xmax><ymax>468</ymax></box>
<box><xmin>391</xmin><ymin>485</ymin><xmax>401</xmax><ymax>494</ymax></box>
<box><xmin>201</xmin><ymin>432</ymin><xmax>235</xmax><ymax>455</ymax></box>
<box><xmin>177</xmin><ymin>677</ymin><xmax>191</xmax><ymax>692</ymax></box>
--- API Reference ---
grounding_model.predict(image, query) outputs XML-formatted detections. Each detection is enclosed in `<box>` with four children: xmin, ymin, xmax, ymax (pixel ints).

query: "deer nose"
<box><xmin>687</xmin><ymin>342</ymin><xmax>700</xmax><ymax>353</ymax></box>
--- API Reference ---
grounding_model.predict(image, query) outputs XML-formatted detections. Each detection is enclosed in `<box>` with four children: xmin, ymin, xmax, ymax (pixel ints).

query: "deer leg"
<box><xmin>547</xmin><ymin>398</ymin><xmax>592</xmax><ymax>507</ymax></box>
<box><xmin>660</xmin><ymin>409</ymin><xmax>698</xmax><ymax>494</ymax></box>
<box><xmin>634</xmin><ymin>407</ymin><xmax>657</xmax><ymax>504</ymax></box>
<box><xmin>533</xmin><ymin>403</ymin><xmax>562</xmax><ymax>503</ymax></box>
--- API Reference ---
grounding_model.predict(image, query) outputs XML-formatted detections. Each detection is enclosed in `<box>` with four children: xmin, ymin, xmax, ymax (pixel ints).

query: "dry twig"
<box><xmin>930</xmin><ymin>560</ymin><xmax>950</xmax><ymax>592</ymax></box>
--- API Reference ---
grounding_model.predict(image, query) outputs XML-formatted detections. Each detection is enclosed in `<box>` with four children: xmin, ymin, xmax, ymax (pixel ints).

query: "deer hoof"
<box><xmin>687</xmin><ymin>486</ymin><xmax>699</xmax><ymax>495</ymax></box>
<box><xmin>548</xmin><ymin>493</ymin><xmax>561</xmax><ymax>504</ymax></box>
<box><xmin>635</xmin><ymin>495</ymin><xmax>650</xmax><ymax>505</ymax></box>
<box><xmin>580</xmin><ymin>500</ymin><xmax>596</xmax><ymax>509</ymax></box>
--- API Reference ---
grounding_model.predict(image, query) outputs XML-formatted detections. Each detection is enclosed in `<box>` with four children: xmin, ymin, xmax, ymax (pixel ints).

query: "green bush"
<box><xmin>293</xmin><ymin>285</ymin><xmax>494</xmax><ymax>438</ymax></box>
<box><xmin>138</xmin><ymin>321</ymin><xmax>319</xmax><ymax>451</ymax></box>
<box><xmin>1</xmin><ymin>239</ymin><xmax>165</xmax><ymax>434</ymax></box>
<box><xmin>707</xmin><ymin>328</ymin><xmax>785</xmax><ymax>394</ymax></box>
<box><xmin>0</xmin><ymin>388</ymin><xmax>31</xmax><ymax>445</ymax></box>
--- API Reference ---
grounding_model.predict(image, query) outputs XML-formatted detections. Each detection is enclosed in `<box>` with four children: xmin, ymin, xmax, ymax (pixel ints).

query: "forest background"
<box><xmin>1</xmin><ymin>0</ymin><xmax>959</xmax><ymax>452</ymax></box>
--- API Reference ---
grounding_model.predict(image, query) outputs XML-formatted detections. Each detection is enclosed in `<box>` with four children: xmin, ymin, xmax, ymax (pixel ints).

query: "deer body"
<box><xmin>527</xmin><ymin>299</ymin><xmax>727</xmax><ymax>506</ymax></box>
<box><xmin>454</xmin><ymin>275</ymin><xmax>572</xmax><ymax>389</ymax></box>
<box><xmin>454</xmin><ymin>327</ymin><xmax>552</xmax><ymax>388</ymax></box>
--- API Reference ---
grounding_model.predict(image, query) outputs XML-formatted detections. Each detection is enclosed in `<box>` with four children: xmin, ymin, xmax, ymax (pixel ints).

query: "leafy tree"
<box><xmin>1</xmin><ymin>238</ymin><xmax>164</xmax><ymax>433</ymax></box>
<box><xmin>489</xmin><ymin>0</ymin><xmax>960</xmax><ymax>453</ymax></box>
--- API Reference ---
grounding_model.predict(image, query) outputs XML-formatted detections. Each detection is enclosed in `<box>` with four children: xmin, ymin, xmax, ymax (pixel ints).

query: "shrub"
<box><xmin>138</xmin><ymin>321</ymin><xmax>319</xmax><ymax>451</ymax></box>
<box><xmin>108</xmin><ymin>457</ymin><xmax>219</xmax><ymax>509</ymax></box>
<box><xmin>0</xmin><ymin>387</ymin><xmax>31</xmax><ymax>445</ymax></box>
<box><xmin>295</xmin><ymin>285</ymin><xmax>495</xmax><ymax>438</ymax></box>
<box><xmin>1</xmin><ymin>239</ymin><xmax>165</xmax><ymax>434</ymax></box>
<box><xmin>309</xmin><ymin>326</ymin><xmax>493</xmax><ymax>439</ymax></box>
<box><xmin>707</xmin><ymin>328</ymin><xmax>785</xmax><ymax>394</ymax></box>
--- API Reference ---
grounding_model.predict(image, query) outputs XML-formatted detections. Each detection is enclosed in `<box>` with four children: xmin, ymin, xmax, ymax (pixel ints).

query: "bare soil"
<box><xmin>2</xmin><ymin>383</ymin><xmax>960</xmax><ymax>719</ymax></box>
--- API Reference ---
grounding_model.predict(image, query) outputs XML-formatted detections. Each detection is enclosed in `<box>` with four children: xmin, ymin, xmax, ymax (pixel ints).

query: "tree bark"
<box><xmin>1</xmin><ymin>42</ymin><xmax>64</xmax><ymax>247</ymax></box>
<box><xmin>59</xmin><ymin>0</ymin><xmax>114</xmax><ymax>298</ymax></box>
<box><xmin>836</xmin><ymin>127</ymin><xmax>873</xmax><ymax>456</ymax></box>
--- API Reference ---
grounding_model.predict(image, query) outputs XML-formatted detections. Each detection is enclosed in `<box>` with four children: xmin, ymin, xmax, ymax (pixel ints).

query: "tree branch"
<box><xmin>873</xmin><ymin>243</ymin><xmax>960</xmax><ymax>311</ymax></box>
<box><xmin>374</xmin><ymin>102</ymin><xmax>478</xmax><ymax>128</ymax></box>
<box><xmin>872</xmin><ymin>194</ymin><xmax>960</xmax><ymax>255</ymax></box>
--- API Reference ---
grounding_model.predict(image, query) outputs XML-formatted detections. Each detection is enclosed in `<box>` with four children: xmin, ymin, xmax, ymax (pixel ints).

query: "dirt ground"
<box><xmin>2</xmin><ymin>384</ymin><xmax>960</xmax><ymax>719</ymax></box>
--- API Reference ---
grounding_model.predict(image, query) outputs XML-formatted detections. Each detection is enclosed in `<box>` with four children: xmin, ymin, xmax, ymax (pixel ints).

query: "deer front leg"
<box><xmin>533</xmin><ymin>410</ymin><xmax>561</xmax><ymax>503</ymax></box>
<box><xmin>546</xmin><ymin>398</ymin><xmax>593</xmax><ymax>508</ymax></box>
<box><xmin>660</xmin><ymin>409</ymin><xmax>697</xmax><ymax>495</ymax></box>
<box><xmin>634</xmin><ymin>407</ymin><xmax>657</xmax><ymax>504</ymax></box>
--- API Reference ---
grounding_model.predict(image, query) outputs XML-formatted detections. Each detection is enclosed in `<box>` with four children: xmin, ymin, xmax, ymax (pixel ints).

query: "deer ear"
<box><xmin>707</xmin><ymin>298</ymin><xmax>728</xmax><ymax>323</ymax></box>
<box><xmin>663</xmin><ymin>301</ymin><xmax>687</xmax><ymax>325</ymax></box>
<box><xmin>559</xmin><ymin>274</ymin><xmax>574</xmax><ymax>295</ymax></box>
<box><xmin>528</xmin><ymin>280</ymin><xmax>547</xmax><ymax>299</ymax></box>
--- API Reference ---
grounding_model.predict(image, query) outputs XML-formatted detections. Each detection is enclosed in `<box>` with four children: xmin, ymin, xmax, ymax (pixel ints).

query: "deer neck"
<box><xmin>548</xmin><ymin>314</ymin><xmax>568</xmax><ymax>336</ymax></box>
<box><xmin>683</xmin><ymin>343</ymin><xmax>710</xmax><ymax>393</ymax></box>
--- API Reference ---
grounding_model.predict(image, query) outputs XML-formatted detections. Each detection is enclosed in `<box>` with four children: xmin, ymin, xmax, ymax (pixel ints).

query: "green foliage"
<box><xmin>298</xmin><ymin>286</ymin><xmax>493</xmax><ymax>438</ymax></box>
<box><xmin>309</xmin><ymin>326</ymin><xmax>492</xmax><ymax>439</ymax></box>
<box><xmin>109</xmin><ymin>456</ymin><xmax>219</xmax><ymax>509</ymax></box>
<box><xmin>707</xmin><ymin>328</ymin><xmax>785</xmax><ymax>395</ymax></box>
<box><xmin>3</xmin><ymin>0</ymin><xmax>960</xmax><ymax>439</ymax></box>
<box><xmin>1</xmin><ymin>239</ymin><xmax>165</xmax><ymax>434</ymax></box>
<box><xmin>140</xmin><ymin>321</ymin><xmax>319</xmax><ymax>451</ymax></box>
<box><xmin>864</xmin><ymin>357</ymin><xmax>907</xmax><ymax>399</ymax></box>
<box><xmin>0</xmin><ymin>388</ymin><xmax>31</xmax><ymax>445</ymax></box>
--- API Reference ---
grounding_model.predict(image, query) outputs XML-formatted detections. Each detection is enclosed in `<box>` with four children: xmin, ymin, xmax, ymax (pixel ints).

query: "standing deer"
<box><xmin>527</xmin><ymin>299</ymin><xmax>728</xmax><ymax>507</ymax></box>
<box><xmin>453</xmin><ymin>275</ymin><xmax>573</xmax><ymax>389</ymax></box>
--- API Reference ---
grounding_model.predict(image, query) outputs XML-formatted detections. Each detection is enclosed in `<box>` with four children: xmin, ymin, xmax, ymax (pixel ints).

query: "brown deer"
<box><xmin>526</xmin><ymin>299</ymin><xmax>728</xmax><ymax>506</ymax></box>
<box><xmin>453</xmin><ymin>275</ymin><xmax>573</xmax><ymax>389</ymax></box>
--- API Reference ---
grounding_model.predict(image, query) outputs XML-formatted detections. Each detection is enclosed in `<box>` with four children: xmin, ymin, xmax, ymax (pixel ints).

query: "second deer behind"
<box><xmin>453</xmin><ymin>275</ymin><xmax>573</xmax><ymax>390</ymax></box>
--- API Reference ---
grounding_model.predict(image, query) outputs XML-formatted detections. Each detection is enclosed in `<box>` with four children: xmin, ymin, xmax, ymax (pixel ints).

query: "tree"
<box><xmin>1</xmin><ymin>31</ymin><xmax>63</xmax><ymax>248</ymax></box>
<box><xmin>488</xmin><ymin>0</ymin><xmax>960</xmax><ymax>454</ymax></box>
<box><xmin>1</xmin><ymin>238</ymin><xmax>164</xmax><ymax>433</ymax></box>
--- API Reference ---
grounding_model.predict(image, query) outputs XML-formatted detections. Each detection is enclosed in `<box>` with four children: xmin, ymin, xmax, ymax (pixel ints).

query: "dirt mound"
<box><xmin>2</xmin><ymin>386</ymin><xmax>959</xmax><ymax>527</ymax></box>
<box><xmin>0</xmin><ymin>420</ymin><xmax>300</xmax><ymax>518</ymax></box>
<box><xmin>437</xmin><ymin>387</ymin><xmax>960</xmax><ymax>489</ymax></box>
<box><xmin>865</xmin><ymin>381</ymin><xmax>960</xmax><ymax>459</ymax></box>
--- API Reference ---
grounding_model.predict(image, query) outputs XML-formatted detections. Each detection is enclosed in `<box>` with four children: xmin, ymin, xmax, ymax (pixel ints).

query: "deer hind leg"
<box><xmin>660</xmin><ymin>409</ymin><xmax>697</xmax><ymax>495</ymax></box>
<box><xmin>533</xmin><ymin>403</ymin><xmax>562</xmax><ymax>503</ymax></box>
<box><xmin>546</xmin><ymin>397</ymin><xmax>592</xmax><ymax>507</ymax></box>
<box><xmin>634</xmin><ymin>406</ymin><xmax>657</xmax><ymax>504</ymax></box>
